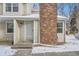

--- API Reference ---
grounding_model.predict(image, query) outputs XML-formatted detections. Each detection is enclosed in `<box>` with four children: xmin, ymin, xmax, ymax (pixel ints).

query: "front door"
<box><xmin>57</xmin><ymin>21</ymin><xmax>65</xmax><ymax>42</ymax></box>
<box><xmin>24</xmin><ymin>22</ymin><xmax>33</xmax><ymax>42</ymax></box>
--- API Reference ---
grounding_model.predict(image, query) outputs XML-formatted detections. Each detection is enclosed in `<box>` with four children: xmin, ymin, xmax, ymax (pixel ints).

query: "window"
<box><xmin>6</xmin><ymin>3</ymin><xmax>18</xmax><ymax>12</ymax></box>
<box><xmin>13</xmin><ymin>3</ymin><xmax>18</xmax><ymax>12</ymax></box>
<box><xmin>7</xmin><ymin>23</ymin><xmax>13</xmax><ymax>33</ymax></box>
<box><xmin>6</xmin><ymin>3</ymin><xmax>11</xmax><ymax>12</ymax></box>
<box><xmin>57</xmin><ymin>22</ymin><xmax>63</xmax><ymax>33</ymax></box>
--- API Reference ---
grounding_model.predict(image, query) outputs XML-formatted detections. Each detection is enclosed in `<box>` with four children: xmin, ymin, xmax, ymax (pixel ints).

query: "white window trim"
<box><xmin>57</xmin><ymin>21</ymin><xmax>64</xmax><ymax>33</ymax></box>
<box><xmin>12</xmin><ymin>3</ymin><xmax>18</xmax><ymax>12</ymax></box>
<box><xmin>57</xmin><ymin>20</ymin><xmax>65</xmax><ymax>42</ymax></box>
<box><xmin>11</xmin><ymin>4</ymin><xmax>13</xmax><ymax>12</ymax></box>
<box><xmin>5</xmin><ymin>21</ymin><xmax>13</xmax><ymax>34</ymax></box>
<box><xmin>6</xmin><ymin>3</ymin><xmax>11</xmax><ymax>12</ymax></box>
<box><xmin>5</xmin><ymin>3</ymin><xmax>18</xmax><ymax>12</ymax></box>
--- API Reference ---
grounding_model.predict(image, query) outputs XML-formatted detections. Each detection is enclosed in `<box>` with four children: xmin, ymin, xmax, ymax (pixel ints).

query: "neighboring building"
<box><xmin>0</xmin><ymin>3</ymin><xmax>68</xmax><ymax>47</ymax></box>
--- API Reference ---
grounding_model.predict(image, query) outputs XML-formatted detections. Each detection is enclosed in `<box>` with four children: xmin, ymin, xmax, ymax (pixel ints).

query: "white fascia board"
<box><xmin>0</xmin><ymin>14</ymin><xmax>69</xmax><ymax>21</ymax></box>
<box><xmin>0</xmin><ymin>14</ymin><xmax>40</xmax><ymax>20</ymax></box>
<box><xmin>57</xmin><ymin>15</ymin><xmax>68</xmax><ymax>19</ymax></box>
<box><xmin>57</xmin><ymin>15</ymin><xmax>69</xmax><ymax>21</ymax></box>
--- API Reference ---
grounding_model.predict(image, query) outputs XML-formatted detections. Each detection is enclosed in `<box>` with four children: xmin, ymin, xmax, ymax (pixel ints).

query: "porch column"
<box><xmin>14</xmin><ymin>20</ymin><xmax>20</xmax><ymax>44</ymax></box>
<box><xmin>33</xmin><ymin>20</ymin><xmax>39</xmax><ymax>44</ymax></box>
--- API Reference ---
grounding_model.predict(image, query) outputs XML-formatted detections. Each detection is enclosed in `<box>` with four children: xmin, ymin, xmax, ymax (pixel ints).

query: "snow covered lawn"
<box><xmin>0</xmin><ymin>45</ymin><xmax>17</xmax><ymax>56</ymax></box>
<box><xmin>32</xmin><ymin>35</ymin><xmax>79</xmax><ymax>54</ymax></box>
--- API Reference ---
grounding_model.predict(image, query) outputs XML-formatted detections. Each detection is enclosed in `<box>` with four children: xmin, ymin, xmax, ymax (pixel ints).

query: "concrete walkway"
<box><xmin>13</xmin><ymin>49</ymin><xmax>32</xmax><ymax>56</ymax></box>
<box><xmin>13</xmin><ymin>49</ymin><xmax>79</xmax><ymax>56</ymax></box>
<box><xmin>32</xmin><ymin>51</ymin><xmax>79</xmax><ymax>56</ymax></box>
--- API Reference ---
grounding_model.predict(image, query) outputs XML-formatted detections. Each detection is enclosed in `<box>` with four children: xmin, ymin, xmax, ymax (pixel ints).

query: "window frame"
<box><xmin>57</xmin><ymin>22</ymin><xmax>63</xmax><ymax>33</ymax></box>
<box><xmin>5</xmin><ymin>3</ymin><xmax>18</xmax><ymax>12</ymax></box>
<box><xmin>6</xmin><ymin>22</ymin><xmax>14</xmax><ymax>34</ymax></box>
<box><xmin>6</xmin><ymin>3</ymin><xmax>11</xmax><ymax>12</ymax></box>
<box><xmin>13</xmin><ymin>3</ymin><xmax>18</xmax><ymax>12</ymax></box>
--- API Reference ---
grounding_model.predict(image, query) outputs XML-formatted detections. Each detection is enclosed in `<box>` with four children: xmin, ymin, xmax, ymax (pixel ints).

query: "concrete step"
<box><xmin>0</xmin><ymin>40</ymin><xmax>13</xmax><ymax>45</ymax></box>
<box><xmin>11</xmin><ymin>43</ymin><xmax>32</xmax><ymax>49</ymax></box>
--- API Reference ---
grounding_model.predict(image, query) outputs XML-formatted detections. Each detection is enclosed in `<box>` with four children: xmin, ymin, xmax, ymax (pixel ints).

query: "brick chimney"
<box><xmin>40</xmin><ymin>3</ymin><xmax>57</xmax><ymax>45</ymax></box>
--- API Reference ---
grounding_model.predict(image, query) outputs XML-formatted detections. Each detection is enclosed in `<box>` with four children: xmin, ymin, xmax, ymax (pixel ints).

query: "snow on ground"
<box><xmin>0</xmin><ymin>45</ymin><xmax>17</xmax><ymax>56</ymax></box>
<box><xmin>32</xmin><ymin>35</ymin><xmax>79</xmax><ymax>54</ymax></box>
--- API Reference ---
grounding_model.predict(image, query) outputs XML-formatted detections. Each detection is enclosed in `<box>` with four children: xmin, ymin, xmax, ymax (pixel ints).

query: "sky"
<box><xmin>32</xmin><ymin>3</ymin><xmax>77</xmax><ymax>17</ymax></box>
<box><xmin>57</xmin><ymin>4</ymin><xmax>70</xmax><ymax>16</ymax></box>
<box><xmin>32</xmin><ymin>3</ymin><xmax>39</xmax><ymax>9</ymax></box>
<box><xmin>32</xmin><ymin>3</ymin><xmax>70</xmax><ymax>16</ymax></box>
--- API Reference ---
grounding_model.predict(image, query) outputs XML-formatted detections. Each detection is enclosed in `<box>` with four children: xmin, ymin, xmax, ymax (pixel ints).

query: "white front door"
<box><xmin>24</xmin><ymin>22</ymin><xmax>33</xmax><ymax>42</ymax></box>
<box><xmin>57</xmin><ymin>21</ymin><xmax>65</xmax><ymax>42</ymax></box>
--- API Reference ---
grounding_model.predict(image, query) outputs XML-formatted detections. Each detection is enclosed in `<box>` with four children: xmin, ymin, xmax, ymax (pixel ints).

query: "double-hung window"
<box><xmin>7</xmin><ymin>23</ymin><xmax>13</xmax><ymax>33</ymax></box>
<box><xmin>13</xmin><ymin>3</ymin><xmax>18</xmax><ymax>12</ymax></box>
<box><xmin>6</xmin><ymin>3</ymin><xmax>11</xmax><ymax>12</ymax></box>
<box><xmin>57</xmin><ymin>22</ymin><xmax>63</xmax><ymax>33</ymax></box>
<box><xmin>6</xmin><ymin>3</ymin><xmax>18</xmax><ymax>12</ymax></box>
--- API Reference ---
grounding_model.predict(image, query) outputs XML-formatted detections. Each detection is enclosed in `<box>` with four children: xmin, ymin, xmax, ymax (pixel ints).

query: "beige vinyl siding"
<box><xmin>2</xmin><ymin>3</ymin><xmax>32</xmax><ymax>16</ymax></box>
<box><xmin>0</xmin><ymin>3</ymin><xmax>39</xmax><ymax>16</ymax></box>
<box><xmin>0</xmin><ymin>3</ymin><xmax>3</xmax><ymax>15</ymax></box>
<box><xmin>0</xmin><ymin>22</ymin><xmax>6</xmax><ymax>40</ymax></box>
<box><xmin>0</xmin><ymin>21</ymin><xmax>13</xmax><ymax>41</ymax></box>
<box><xmin>3</xmin><ymin>3</ymin><xmax>23</xmax><ymax>16</ymax></box>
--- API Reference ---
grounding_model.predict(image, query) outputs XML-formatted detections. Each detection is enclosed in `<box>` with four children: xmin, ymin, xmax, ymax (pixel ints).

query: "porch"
<box><xmin>0</xmin><ymin>15</ymin><xmax>66</xmax><ymax>47</ymax></box>
<box><xmin>0</xmin><ymin>14</ymin><xmax>40</xmax><ymax>46</ymax></box>
<box><xmin>13</xmin><ymin>19</ymin><xmax>40</xmax><ymax>48</ymax></box>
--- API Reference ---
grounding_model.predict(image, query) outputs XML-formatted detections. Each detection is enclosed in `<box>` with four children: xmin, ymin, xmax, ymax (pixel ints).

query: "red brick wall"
<box><xmin>40</xmin><ymin>3</ymin><xmax>57</xmax><ymax>45</ymax></box>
